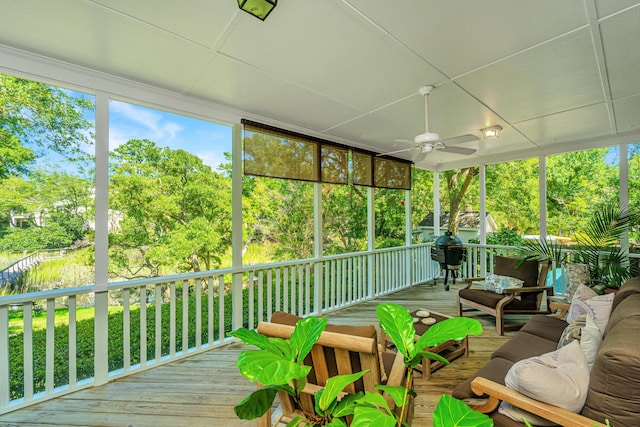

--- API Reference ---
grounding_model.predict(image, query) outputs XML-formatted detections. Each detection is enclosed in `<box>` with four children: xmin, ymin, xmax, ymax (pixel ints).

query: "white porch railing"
<box><xmin>0</xmin><ymin>242</ymin><xmax>637</xmax><ymax>414</ymax></box>
<box><xmin>0</xmin><ymin>243</ymin><xmax>441</xmax><ymax>414</ymax></box>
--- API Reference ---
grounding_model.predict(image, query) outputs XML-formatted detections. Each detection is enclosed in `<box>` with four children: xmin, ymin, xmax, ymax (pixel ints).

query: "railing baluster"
<box><xmin>248</xmin><ymin>270</ymin><xmax>255</xmax><ymax>329</ymax></box>
<box><xmin>257</xmin><ymin>271</ymin><xmax>264</xmax><ymax>324</ymax></box>
<box><xmin>207</xmin><ymin>277</ymin><xmax>214</xmax><ymax>345</ymax></box>
<box><xmin>182</xmin><ymin>280</ymin><xmax>188</xmax><ymax>355</ymax></box>
<box><xmin>195</xmin><ymin>278</ymin><xmax>202</xmax><ymax>349</ymax></box>
<box><xmin>23</xmin><ymin>303</ymin><xmax>33</xmax><ymax>401</ymax></box>
<box><xmin>139</xmin><ymin>288</ymin><xmax>147</xmax><ymax>367</ymax></box>
<box><xmin>45</xmin><ymin>298</ymin><xmax>55</xmax><ymax>395</ymax></box>
<box><xmin>0</xmin><ymin>305</ymin><xmax>8</xmax><ymax>406</ymax></box>
<box><xmin>155</xmin><ymin>283</ymin><xmax>162</xmax><ymax>362</ymax></box>
<box><xmin>170</xmin><ymin>282</ymin><xmax>176</xmax><ymax>358</ymax></box>
<box><xmin>218</xmin><ymin>276</ymin><xmax>225</xmax><ymax>343</ymax></box>
<box><xmin>123</xmin><ymin>289</ymin><xmax>130</xmax><ymax>372</ymax></box>
<box><xmin>266</xmin><ymin>270</ymin><xmax>273</xmax><ymax>320</ymax></box>
<box><xmin>68</xmin><ymin>296</ymin><xmax>77</xmax><ymax>383</ymax></box>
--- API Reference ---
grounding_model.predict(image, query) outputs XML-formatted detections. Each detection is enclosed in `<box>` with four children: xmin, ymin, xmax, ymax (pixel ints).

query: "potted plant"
<box><xmin>519</xmin><ymin>203</ymin><xmax>637</xmax><ymax>295</ymax></box>
<box><xmin>571</xmin><ymin>203</ymin><xmax>637</xmax><ymax>293</ymax></box>
<box><xmin>229</xmin><ymin>303</ymin><xmax>490</xmax><ymax>426</ymax></box>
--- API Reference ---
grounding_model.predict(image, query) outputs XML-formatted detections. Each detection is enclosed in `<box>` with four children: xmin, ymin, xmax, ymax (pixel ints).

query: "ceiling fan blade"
<box><xmin>376</xmin><ymin>146</ymin><xmax>416</xmax><ymax>156</ymax></box>
<box><xmin>440</xmin><ymin>134</ymin><xmax>478</xmax><ymax>145</ymax></box>
<box><xmin>414</xmin><ymin>150</ymin><xmax>429</xmax><ymax>162</ymax></box>
<box><xmin>442</xmin><ymin>146</ymin><xmax>477</xmax><ymax>155</ymax></box>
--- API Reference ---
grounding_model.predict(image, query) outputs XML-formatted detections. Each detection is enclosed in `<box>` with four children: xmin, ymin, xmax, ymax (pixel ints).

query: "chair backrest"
<box><xmin>256</xmin><ymin>312</ymin><xmax>389</xmax><ymax>424</ymax></box>
<box><xmin>494</xmin><ymin>256</ymin><xmax>552</xmax><ymax>307</ymax></box>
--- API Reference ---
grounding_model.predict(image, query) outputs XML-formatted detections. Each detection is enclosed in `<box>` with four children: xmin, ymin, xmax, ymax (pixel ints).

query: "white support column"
<box><xmin>404</xmin><ymin>189</ymin><xmax>412</xmax><ymax>286</ymax></box>
<box><xmin>93</xmin><ymin>91</ymin><xmax>109</xmax><ymax>385</ymax></box>
<box><xmin>539</xmin><ymin>155</ymin><xmax>547</xmax><ymax>239</ymax></box>
<box><xmin>313</xmin><ymin>182</ymin><xmax>323</xmax><ymax>314</ymax></box>
<box><xmin>479</xmin><ymin>165</ymin><xmax>487</xmax><ymax>245</ymax></box>
<box><xmin>231</xmin><ymin>124</ymin><xmax>244</xmax><ymax>330</ymax></box>
<box><xmin>367</xmin><ymin>187</ymin><xmax>375</xmax><ymax>297</ymax></box>
<box><xmin>620</xmin><ymin>143</ymin><xmax>630</xmax><ymax>261</ymax></box>
<box><xmin>479</xmin><ymin>165</ymin><xmax>487</xmax><ymax>277</ymax></box>
<box><xmin>433</xmin><ymin>172</ymin><xmax>441</xmax><ymax>236</ymax></box>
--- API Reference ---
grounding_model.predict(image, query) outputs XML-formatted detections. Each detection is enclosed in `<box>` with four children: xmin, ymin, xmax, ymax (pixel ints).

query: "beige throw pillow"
<box><xmin>504</xmin><ymin>340</ymin><xmax>590</xmax><ymax>414</ymax></box>
<box><xmin>567</xmin><ymin>293</ymin><xmax>614</xmax><ymax>334</ymax></box>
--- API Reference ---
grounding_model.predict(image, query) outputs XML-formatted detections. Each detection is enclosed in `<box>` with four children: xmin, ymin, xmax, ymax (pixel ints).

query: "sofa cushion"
<box><xmin>452</xmin><ymin>356</ymin><xmax>514</xmax><ymax>401</ymax></box>
<box><xmin>504</xmin><ymin>340</ymin><xmax>589</xmax><ymax>413</ymax></box>
<box><xmin>519</xmin><ymin>314</ymin><xmax>568</xmax><ymax>342</ymax></box>
<box><xmin>458</xmin><ymin>288</ymin><xmax>537</xmax><ymax>310</ymax></box>
<box><xmin>582</xmin><ymin>293</ymin><xmax>640</xmax><ymax>426</ymax></box>
<box><xmin>557</xmin><ymin>315</ymin><xmax>587</xmax><ymax>349</ymax></box>
<box><xmin>610</xmin><ymin>276</ymin><xmax>640</xmax><ymax>316</ymax></box>
<box><xmin>491</xmin><ymin>332</ymin><xmax>559</xmax><ymax>363</ymax></box>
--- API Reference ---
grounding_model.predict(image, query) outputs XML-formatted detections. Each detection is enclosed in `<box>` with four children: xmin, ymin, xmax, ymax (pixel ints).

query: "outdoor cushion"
<box><xmin>504</xmin><ymin>340</ymin><xmax>589</xmax><ymax>414</ymax></box>
<box><xmin>491</xmin><ymin>332</ymin><xmax>558</xmax><ymax>363</ymax></box>
<box><xmin>452</xmin><ymin>356</ymin><xmax>514</xmax><ymax>401</ymax></box>
<box><xmin>519</xmin><ymin>314</ymin><xmax>568</xmax><ymax>342</ymax></box>
<box><xmin>582</xmin><ymin>293</ymin><xmax>640</xmax><ymax>425</ymax></box>
<box><xmin>457</xmin><ymin>288</ymin><xmax>537</xmax><ymax>311</ymax></box>
<box><xmin>567</xmin><ymin>293</ymin><xmax>614</xmax><ymax>334</ymax></box>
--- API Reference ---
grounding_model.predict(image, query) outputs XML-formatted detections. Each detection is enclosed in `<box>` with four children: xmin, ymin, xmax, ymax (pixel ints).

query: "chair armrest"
<box><xmin>462</xmin><ymin>277</ymin><xmax>484</xmax><ymax>289</ymax></box>
<box><xmin>470</xmin><ymin>377</ymin><xmax>606</xmax><ymax>427</ymax></box>
<box><xmin>502</xmin><ymin>285</ymin><xmax>553</xmax><ymax>294</ymax></box>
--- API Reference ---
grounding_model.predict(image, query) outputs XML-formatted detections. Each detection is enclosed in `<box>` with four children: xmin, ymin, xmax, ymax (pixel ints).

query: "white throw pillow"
<box><xmin>504</xmin><ymin>340</ymin><xmax>589</xmax><ymax>414</ymax></box>
<box><xmin>572</xmin><ymin>284</ymin><xmax>597</xmax><ymax>300</ymax></box>
<box><xmin>567</xmin><ymin>293</ymin><xmax>614</xmax><ymax>334</ymax></box>
<box><xmin>580</xmin><ymin>314</ymin><xmax>603</xmax><ymax>372</ymax></box>
<box><xmin>498</xmin><ymin>402</ymin><xmax>557</xmax><ymax>426</ymax></box>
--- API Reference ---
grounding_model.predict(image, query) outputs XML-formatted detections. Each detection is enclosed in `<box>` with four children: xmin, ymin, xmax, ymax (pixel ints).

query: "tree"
<box><xmin>442</xmin><ymin>167</ymin><xmax>479</xmax><ymax>235</ymax></box>
<box><xmin>109</xmin><ymin>139</ymin><xmax>232</xmax><ymax>277</ymax></box>
<box><xmin>0</xmin><ymin>74</ymin><xmax>94</xmax><ymax>177</ymax></box>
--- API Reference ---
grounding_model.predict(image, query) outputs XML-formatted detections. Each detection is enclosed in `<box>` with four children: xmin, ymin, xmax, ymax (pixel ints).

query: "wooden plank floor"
<box><xmin>0</xmin><ymin>281</ymin><xmax>523</xmax><ymax>427</ymax></box>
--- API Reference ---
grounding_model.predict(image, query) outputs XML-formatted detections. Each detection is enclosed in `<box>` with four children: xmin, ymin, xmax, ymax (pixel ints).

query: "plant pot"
<box><xmin>564</xmin><ymin>262</ymin><xmax>589</xmax><ymax>299</ymax></box>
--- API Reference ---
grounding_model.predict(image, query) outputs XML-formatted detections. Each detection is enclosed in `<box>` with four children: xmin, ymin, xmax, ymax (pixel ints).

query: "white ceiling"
<box><xmin>1</xmin><ymin>0</ymin><xmax>640</xmax><ymax>171</ymax></box>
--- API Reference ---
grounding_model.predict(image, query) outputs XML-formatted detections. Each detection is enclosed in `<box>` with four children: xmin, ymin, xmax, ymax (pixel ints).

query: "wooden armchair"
<box><xmin>457</xmin><ymin>256</ymin><xmax>552</xmax><ymax>335</ymax></box>
<box><xmin>256</xmin><ymin>312</ymin><xmax>410</xmax><ymax>426</ymax></box>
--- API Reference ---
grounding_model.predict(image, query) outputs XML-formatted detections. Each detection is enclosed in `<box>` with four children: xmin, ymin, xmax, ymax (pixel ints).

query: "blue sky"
<box><xmin>108</xmin><ymin>100</ymin><xmax>232</xmax><ymax>171</ymax></box>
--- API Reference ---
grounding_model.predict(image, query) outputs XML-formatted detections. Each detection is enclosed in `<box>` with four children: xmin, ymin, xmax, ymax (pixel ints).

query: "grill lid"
<box><xmin>435</xmin><ymin>231</ymin><xmax>462</xmax><ymax>247</ymax></box>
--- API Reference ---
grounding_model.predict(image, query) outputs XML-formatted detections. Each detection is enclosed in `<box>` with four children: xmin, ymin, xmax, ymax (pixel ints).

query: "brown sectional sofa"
<box><xmin>452</xmin><ymin>277</ymin><xmax>640</xmax><ymax>427</ymax></box>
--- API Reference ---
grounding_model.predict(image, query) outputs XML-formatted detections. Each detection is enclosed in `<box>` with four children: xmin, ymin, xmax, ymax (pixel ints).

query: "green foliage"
<box><xmin>0</xmin><ymin>224</ymin><xmax>74</xmax><ymax>252</ymax></box>
<box><xmin>432</xmin><ymin>394</ymin><xmax>493</xmax><ymax>427</ymax></box>
<box><xmin>231</xmin><ymin>302</ymin><xmax>487</xmax><ymax>426</ymax></box>
<box><xmin>484</xmin><ymin>229</ymin><xmax>526</xmax><ymax>247</ymax></box>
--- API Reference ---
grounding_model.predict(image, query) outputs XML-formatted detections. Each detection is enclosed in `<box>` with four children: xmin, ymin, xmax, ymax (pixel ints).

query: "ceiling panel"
<box><xmin>326</xmin><ymin>114</ymin><xmax>416</xmax><ymax>153</ymax></box>
<box><xmin>90</xmin><ymin>0</ymin><xmax>239</xmax><ymax>48</ymax></box>
<box><xmin>189</xmin><ymin>54</ymin><xmax>361</xmax><ymax>135</ymax></box>
<box><xmin>456</xmin><ymin>28</ymin><xmax>604</xmax><ymax>123</ymax></box>
<box><xmin>0</xmin><ymin>0</ymin><xmax>210</xmax><ymax>93</ymax></box>
<box><xmin>515</xmin><ymin>103</ymin><xmax>612</xmax><ymax>146</ymax></box>
<box><xmin>219</xmin><ymin>0</ymin><xmax>446</xmax><ymax>112</ymax></box>
<box><xmin>599</xmin><ymin>6</ymin><xmax>640</xmax><ymax>99</ymax></box>
<box><xmin>613</xmin><ymin>94</ymin><xmax>640</xmax><ymax>133</ymax></box>
<box><xmin>595</xmin><ymin>0</ymin><xmax>640</xmax><ymax>18</ymax></box>
<box><xmin>345</xmin><ymin>0</ymin><xmax>588</xmax><ymax>77</ymax></box>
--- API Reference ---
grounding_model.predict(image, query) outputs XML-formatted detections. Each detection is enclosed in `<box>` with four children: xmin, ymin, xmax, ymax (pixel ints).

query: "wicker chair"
<box><xmin>457</xmin><ymin>256</ymin><xmax>552</xmax><ymax>335</ymax></box>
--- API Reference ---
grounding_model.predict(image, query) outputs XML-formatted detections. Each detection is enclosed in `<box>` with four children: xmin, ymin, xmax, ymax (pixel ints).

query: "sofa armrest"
<box><xmin>548</xmin><ymin>301</ymin><xmax>570</xmax><ymax>319</ymax></box>
<box><xmin>470</xmin><ymin>377</ymin><xmax>607</xmax><ymax>427</ymax></box>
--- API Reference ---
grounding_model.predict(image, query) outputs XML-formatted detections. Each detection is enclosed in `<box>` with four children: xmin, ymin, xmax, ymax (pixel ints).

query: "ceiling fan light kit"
<box><xmin>481</xmin><ymin>125</ymin><xmax>502</xmax><ymax>139</ymax></box>
<box><xmin>377</xmin><ymin>85</ymin><xmax>479</xmax><ymax>162</ymax></box>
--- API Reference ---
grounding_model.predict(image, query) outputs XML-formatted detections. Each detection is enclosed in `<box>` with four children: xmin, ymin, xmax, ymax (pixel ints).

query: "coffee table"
<box><xmin>383</xmin><ymin>309</ymin><xmax>469</xmax><ymax>380</ymax></box>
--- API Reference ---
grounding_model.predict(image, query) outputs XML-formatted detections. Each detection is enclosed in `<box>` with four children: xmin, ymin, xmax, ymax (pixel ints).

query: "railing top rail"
<box><xmin>0</xmin><ymin>284</ymin><xmax>93</xmax><ymax>306</ymax></box>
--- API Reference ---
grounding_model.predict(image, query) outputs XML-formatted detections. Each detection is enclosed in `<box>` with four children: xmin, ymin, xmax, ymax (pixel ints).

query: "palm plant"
<box><xmin>571</xmin><ymin>203</ymin><xmax>637</xmax><ymax>289</ymax></box>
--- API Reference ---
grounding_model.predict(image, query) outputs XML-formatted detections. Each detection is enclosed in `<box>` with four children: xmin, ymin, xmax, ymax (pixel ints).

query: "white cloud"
<box><xmin>110</xmin><ymin>100</ymin><xmax>183</xmax><ymax>143</ymax></box>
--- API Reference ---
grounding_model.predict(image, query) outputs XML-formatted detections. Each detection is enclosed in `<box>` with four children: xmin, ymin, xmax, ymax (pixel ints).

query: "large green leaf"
<box><xmin>375</xmin><ymin>384</ymin><xmax>414</xmax><ymax>408</ymax></box>
<box><xmin>433</xmin><ymin>394</ymin><xmax>493</xmax><ymax>427</ymax></box>
<box><xmin>236</xmin><ymin>350</ymin><xmax>311</xmax><ymax>384</ymax></box>
<box><xmin>290</xmin><ymin>316</ymin><xmax>327</xmax><ymax>363</ymax></box>
<box><xmin>413</xmin><ymin>350</ymin><xmax>450</xmax><ymax>368</ymax></box>
<box><xmin>230</xmin><ymin>328</ymin><xmax>291</xmax><ymax>357</ymax></box>
<box><xmin>354</xmin><ymin>391</ymin><xmax>393</xmax><ymax>415</ymax></box>
<box><xmin>326</xmin><ymin>419</ymin><xmax>348</xmax><ymax>427</ymax></box>
<box><xmin>233</xmin><ymin>386</ymin><xmax>279</xmax><ymax>420</ymax></box>
<box><xmin>376</xmin><ymin>303</ymin><xmax>416</xmax><ymax>359</ymax></box>
<box><xmin>319</xmin><ymin>370</ymin><xmax>368</xmax><ymax>411</ymax></box>
<box><xmin>414</xmin><ymin>317</ymin><xmax>482</xmax><ymax>352</ymax></box>
<box><xmin>351</xmin><ymin>406</ymin><xmax>397</xmax><ymax>427</ymax></box>
<box><xmin>331</xmin><ymin>391</ymin><xmax>364</xmax><ymax>418</ymax></box>
<box><xmin>285</xmin><ymin>416</ymin><xmax>306</xmax><ymax>427</ymax></box>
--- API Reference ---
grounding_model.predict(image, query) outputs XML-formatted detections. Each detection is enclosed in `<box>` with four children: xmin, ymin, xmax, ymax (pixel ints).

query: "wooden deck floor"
<box><xmin>0</xmin><ymin>281</ymin><xmax>523</xmax><ymax>427</ymax></box>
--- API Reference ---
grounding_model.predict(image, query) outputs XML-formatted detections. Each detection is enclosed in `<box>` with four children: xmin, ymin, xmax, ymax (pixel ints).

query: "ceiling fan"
<box><xmin>378</xmin><ymin>86</ymin><xmax>478</xmax><ymax>162</ymax></box>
